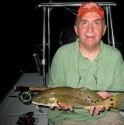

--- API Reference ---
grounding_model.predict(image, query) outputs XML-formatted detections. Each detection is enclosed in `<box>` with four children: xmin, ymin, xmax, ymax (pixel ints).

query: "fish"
<box><xmin>32</xmin><ymin>87</ymin><xmax>124</xmax><ymax>111</ymax></box>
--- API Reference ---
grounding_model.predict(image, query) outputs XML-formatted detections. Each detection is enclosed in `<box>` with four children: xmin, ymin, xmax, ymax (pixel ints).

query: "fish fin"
<box><xmin>105</xmin><ymin>93</ymin><xmax>124</xmax><ymax>111</ymax></box>
<box><xmin>83</xmin><ymin>94</ymin><xmax>124</xmax><ymax>111</ymax></box>
<box><xmin>56</xmin><ymin>100</ymin><xmax>62</xmax><ymax>107</ymax></box>
<box><xmin>83</xmin><ymin>106</ymin><xmax>91</xmax><ymax>111</ymax></box>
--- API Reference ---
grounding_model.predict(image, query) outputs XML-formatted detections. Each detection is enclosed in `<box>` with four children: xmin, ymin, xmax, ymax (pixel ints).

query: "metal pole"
<box><xmin>106</xmin><ymin>7</ymin><xmax>111</xmax><ymax>45</ymax></box>
<box><xmin>42</xmin><ymin>7</ymin><xmax>46</xmax><ymax>86</ymax></box>
<box><xmin>48</xmin><ymin>7</ymin><xmax>51</xmax><ymax>74</ymax></box>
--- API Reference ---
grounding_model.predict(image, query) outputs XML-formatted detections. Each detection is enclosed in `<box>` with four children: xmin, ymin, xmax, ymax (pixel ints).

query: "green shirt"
<box><xmin>48</xmin><ymin>39</ymin><xmax>124</xmax><ymax>124</ymax></box>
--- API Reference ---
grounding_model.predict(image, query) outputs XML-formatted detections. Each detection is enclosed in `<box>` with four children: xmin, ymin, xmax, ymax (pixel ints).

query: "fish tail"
<box><xmin>105</xmin><ymin>93</ymin><xmax>124</xmax><ymax>111</ymax></box>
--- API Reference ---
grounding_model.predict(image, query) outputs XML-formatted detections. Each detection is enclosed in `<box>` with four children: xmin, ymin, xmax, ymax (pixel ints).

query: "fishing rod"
<box><xmin>13</xmin><ymin>85</ymin><xmax>124</xmax><ymax>93</ymax></box>
<box><xmin>13</xmin><ymin>85</ymin><xmax>50</xmax><ymax>92</ymax></box>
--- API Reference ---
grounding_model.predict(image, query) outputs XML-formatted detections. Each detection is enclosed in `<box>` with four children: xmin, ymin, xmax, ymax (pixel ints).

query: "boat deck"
<box><xmin>0</xmin><ymin>73</ymin><xmax>49</xmax><ymax>125</ymax></box>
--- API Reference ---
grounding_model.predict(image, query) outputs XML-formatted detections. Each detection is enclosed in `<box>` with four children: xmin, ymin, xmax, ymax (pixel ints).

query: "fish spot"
<box><xmin>76</xmin><ymin>97</ymin><xmax>79</xmax><ymax>99</ymax></box>
<box><xmin>85</xmin><ymin>97</ymin><xmax>91</xmax><ymax>102</ymax></box>
<box><xmin>94</xmin><ymin>101</ymin><xmax>97</xmax><ymax>103</ymax></box>
<box><xmin>111</xmin><ymin>103</ymin><xmax>113</xmax><ymax>106</ymax></box>
<box><xmin>87</xmin><ymin>96</ymin><xmax>90</xmax><ymax>99</ymax></box>
<box><xmin>110</xmin><ymin>98</ymin><xmax>113</xmax><ymax>101</ymax></box>
<box><xmin>96</xmin><ymin>99</ymin><xmax>99</xmax><ymax>102</ymax></box>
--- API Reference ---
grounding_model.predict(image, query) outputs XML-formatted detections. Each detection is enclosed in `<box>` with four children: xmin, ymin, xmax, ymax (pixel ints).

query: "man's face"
<box><xmin>74</xmin><ymin>12</ymin><xmax>106</xmax><ymax>48</ymax></box>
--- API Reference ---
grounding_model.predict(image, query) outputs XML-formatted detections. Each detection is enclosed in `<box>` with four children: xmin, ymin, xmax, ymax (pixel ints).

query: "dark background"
<box><xmin>0</xmin><ymin>0</ymin><xmax>124</xmax><ymax>102</ymax></box>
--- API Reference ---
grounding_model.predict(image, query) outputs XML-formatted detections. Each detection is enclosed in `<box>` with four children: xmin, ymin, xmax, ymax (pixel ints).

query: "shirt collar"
<box><xmin>74</xmin><ymin>38</ymin><xmax>104</xmax><ymax>59</ymax></box>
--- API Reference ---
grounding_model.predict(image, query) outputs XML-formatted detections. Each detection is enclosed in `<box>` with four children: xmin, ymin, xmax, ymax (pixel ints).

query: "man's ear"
<box><xmin>102</xmin><ymin>25</ymin><xmax>107</xmax><ymax>36</ymax></box>
<box><xmin>74</xmin><ymin>25</ymin><xmax>78</xmax><ymax>36</ymax></box>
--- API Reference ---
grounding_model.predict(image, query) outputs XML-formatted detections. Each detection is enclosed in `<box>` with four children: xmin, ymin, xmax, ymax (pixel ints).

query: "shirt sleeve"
<box><xmin>48</xmin><ymin>48</ymin><xmax>66</xmax><ymax>87</ymax></box>
<box><xmin>111</xmin><ymin>52</ymin><xmax>124</xmax><ymax>91</ymax></box>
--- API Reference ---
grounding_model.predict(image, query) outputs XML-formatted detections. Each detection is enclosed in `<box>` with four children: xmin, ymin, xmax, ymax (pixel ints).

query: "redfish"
<box><xmin>32</xmin><ymin>87</ymin><xmax>124</xmax><ymax>111</ymax></box>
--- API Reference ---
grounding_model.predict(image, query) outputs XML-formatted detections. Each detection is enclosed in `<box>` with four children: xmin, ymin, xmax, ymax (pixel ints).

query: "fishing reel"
<box><xmin>19</xmin><ymin>91</ymin><xmax>34</xmax><ymax>105</ymax></box>
<box><xmin>13</xmin><ymin>85</ymin><xmax>49</xmax><ymax>105</ymax></box>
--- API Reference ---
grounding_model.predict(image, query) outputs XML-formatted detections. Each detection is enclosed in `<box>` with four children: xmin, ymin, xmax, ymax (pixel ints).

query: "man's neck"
<box><xmin>79</xmin><ymin>43</ymin><xmax>100</xmax><ymax>61</ymax></box>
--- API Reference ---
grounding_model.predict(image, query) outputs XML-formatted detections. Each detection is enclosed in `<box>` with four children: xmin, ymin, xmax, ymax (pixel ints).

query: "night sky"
<box><xmin>0</xmin><ymin>0</ymin><xmax>124</xmax><ymax>102</ymax></box>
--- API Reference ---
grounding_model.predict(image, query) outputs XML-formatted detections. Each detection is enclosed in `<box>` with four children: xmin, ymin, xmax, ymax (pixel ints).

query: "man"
<box><xmin>48</xmin><ymin>2</ymin><xmax>124</xmax><ymax>125</ymax></box>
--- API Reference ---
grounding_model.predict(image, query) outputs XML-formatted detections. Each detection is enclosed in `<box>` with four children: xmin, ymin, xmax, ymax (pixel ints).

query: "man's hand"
<box><xmin>50</xmin><ymin>103</ymin><xmax>74</xmax><ymax>112</ymax></box>
<box><xmin>89</xmin><ymin>91</ymin><xmax>112</xmax><ymax>115</ymax></box>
